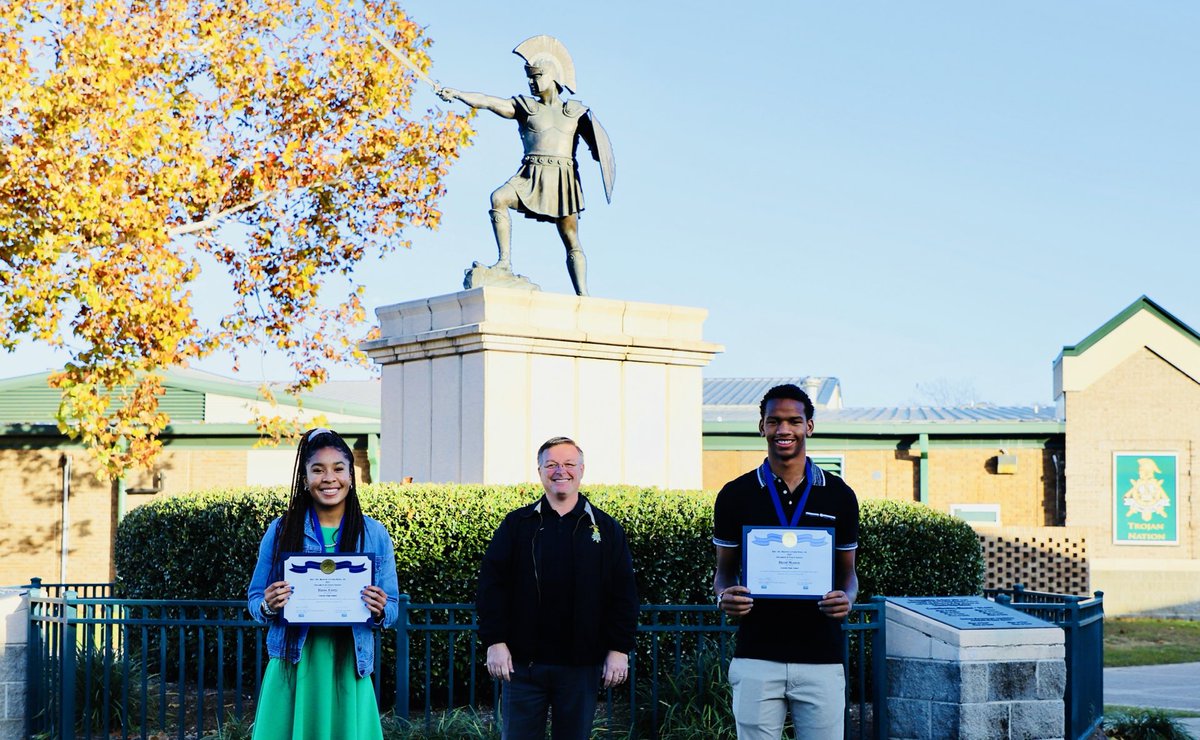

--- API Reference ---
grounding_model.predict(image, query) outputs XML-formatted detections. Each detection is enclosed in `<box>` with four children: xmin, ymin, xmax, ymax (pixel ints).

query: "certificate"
<box><xmin>281</xmin><ymin>553</ymin><xmax>374</xmax><ymax>625</ymax></box>
<box><xmin>741</xmin><ymin>527</ymin><xmax>834</xmax><ymax>600</ymax></box>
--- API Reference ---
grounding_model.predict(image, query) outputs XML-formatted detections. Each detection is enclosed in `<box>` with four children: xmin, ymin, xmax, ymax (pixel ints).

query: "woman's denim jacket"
<box><xmin>247</xmin><ymin>514</ymin><xmax>400</xmax><ymax>677</ymax></box>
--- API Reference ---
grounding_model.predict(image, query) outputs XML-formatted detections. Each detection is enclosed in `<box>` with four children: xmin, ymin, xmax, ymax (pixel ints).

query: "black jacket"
<box><xmin>476</xmin><ymin>495</ymin><xmax>638</xmax><ymax>665</ymax></box>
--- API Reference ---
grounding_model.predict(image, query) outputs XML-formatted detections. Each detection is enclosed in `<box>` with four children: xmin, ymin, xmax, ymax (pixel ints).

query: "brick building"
<box><xmin>0</xmin><ymin>368</ymin><xmax>379</xmax><ymax>586</ymax></box>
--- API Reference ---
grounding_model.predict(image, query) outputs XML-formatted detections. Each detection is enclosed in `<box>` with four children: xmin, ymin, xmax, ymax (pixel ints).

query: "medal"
<box><xmin>760</xmin><ymin>457</ymin><xmax>814</xmax><ymax>527</ymax></box>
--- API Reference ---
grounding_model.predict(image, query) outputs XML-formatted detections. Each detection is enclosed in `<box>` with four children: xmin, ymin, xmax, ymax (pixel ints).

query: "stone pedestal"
<box><xmin>0</xmin><ymin>589</ymin><xmax>27</xmax><ymax>740</ymax></box>
<box><xmin>362</xmin><ymin>287</ymin><xmax>723</xmax><ymax>488</ymax></box>
<box><xmin>886</xmin><ymin>597</ymin><xmax>1066</xmax><ymax>740</ymax></box>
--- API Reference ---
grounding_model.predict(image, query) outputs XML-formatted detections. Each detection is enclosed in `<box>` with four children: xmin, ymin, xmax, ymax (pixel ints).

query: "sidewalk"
<box><xmin>1105</xmin><ymin>661</ymin><xmax>1200</xmax><ymax>737</ymax></box>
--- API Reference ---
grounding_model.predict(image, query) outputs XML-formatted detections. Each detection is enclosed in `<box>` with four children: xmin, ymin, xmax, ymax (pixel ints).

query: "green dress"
<box><xmin>252</xmin><ymin>526</ymin><xmax>383</xmax><ymax>740</ymax></box>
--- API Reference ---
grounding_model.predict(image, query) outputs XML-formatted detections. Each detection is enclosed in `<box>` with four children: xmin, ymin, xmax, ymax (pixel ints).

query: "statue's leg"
<box><xmin>556</xmin><ymin>215</ymin><xmax>588</xmax><ymax>297</ymax></box>
<box><xmin>489</xmin><ymin>184</ymin><xmax>519</xmax><ymax>271</ymax></box>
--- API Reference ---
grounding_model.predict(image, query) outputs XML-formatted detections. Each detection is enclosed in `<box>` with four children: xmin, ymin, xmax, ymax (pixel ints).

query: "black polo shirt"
<box><xmin>533</xmin><ymin>496</ymin><xmax>585</xmax><ymax>664</ymax></box>
<box><xmin>713</xmin><ymin>458</ymin><xmax>859</xmax><ymax>664</ymax></box>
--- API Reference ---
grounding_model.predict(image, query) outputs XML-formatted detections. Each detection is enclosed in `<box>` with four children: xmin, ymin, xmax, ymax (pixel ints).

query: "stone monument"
<box><xmin>885</xmin><ymin>596</ymin><xmax>1066</xmax><ymax>739</ymax></box>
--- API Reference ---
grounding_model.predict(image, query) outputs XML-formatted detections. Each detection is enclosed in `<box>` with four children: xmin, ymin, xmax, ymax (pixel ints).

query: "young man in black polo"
<box><xmin>713</xmin><ymin>384</ymin><xmax>860</xmax><ymax>739</ymax></box>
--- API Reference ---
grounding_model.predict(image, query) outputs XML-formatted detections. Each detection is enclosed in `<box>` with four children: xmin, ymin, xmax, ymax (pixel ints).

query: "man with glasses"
<box><xmin>476</xmin><ymin>436</ymin><xmax>639</xmax><ymax>739</ymax></box>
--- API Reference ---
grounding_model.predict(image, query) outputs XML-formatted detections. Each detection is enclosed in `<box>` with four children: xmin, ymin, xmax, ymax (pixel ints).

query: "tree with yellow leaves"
<box><xmin>0</xmin><ymin>0</ymin><xmax>473</xmax><ymax>476</ymax></box>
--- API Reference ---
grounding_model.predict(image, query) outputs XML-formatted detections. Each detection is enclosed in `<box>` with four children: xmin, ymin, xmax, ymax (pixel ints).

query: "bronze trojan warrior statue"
<box><xmin>437</xmin><ymin>36</ymin><xmax>615</xmax><ymax>296</ymax></box>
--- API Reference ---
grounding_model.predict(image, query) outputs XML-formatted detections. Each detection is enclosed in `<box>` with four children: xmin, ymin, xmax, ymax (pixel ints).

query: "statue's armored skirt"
<box><xmin>509</xmin><ymin>154</ymin><xmax>585</xmax><ymax>222</ymax></box>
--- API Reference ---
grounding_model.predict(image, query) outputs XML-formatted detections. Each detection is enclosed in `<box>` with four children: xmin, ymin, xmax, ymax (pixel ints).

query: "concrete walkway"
<box><xmin>1105</xmin><ymin>661</ymin><xmax>1200</xmax><ymax>737</ymax></box>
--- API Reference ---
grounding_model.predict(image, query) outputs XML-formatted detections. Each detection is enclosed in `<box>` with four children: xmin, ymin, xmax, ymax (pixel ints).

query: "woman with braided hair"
<box><xmin>247</xmin><ymin>428</ymin><xmax>399</xmax><ymax>739</ymax></box>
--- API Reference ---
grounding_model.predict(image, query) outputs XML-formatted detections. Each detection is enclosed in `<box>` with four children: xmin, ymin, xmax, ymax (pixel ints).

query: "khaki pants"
<box><xmin>728</xmin><ymin>658</ymin><xmax>845</xmax><ymax>740</ymax></box>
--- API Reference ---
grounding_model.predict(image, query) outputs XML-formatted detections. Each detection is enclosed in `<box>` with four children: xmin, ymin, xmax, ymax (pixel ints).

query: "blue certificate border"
<box><xmin>280</xmin><ymin>551</ymin><xmax>375</xmax><ymax>626</ymax></box>
<box><xmin>740</xmin><ymin>526</ymin><xmax>834</xmax><ymax>600</ymax></box>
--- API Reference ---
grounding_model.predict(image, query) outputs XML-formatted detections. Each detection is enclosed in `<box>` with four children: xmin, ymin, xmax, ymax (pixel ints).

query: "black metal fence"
<box><xmin>24</xmin><ymin>582</ymin><xmax>889</xmax><ymax>739</ymax></box>
<box><xmin>986</xmin><ymin>584</ymin><xmax>1105</xmax><ymax>740</ymax></box>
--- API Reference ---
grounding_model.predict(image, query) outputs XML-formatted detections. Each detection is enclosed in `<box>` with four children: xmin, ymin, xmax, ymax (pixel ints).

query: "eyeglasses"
<box><xmin>540</xmin><ymin>462</ymin><xmax>579</xmax><ymax>472</ymax></box>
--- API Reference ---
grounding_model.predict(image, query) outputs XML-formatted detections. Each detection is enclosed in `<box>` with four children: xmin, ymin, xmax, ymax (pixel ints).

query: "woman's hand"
<box><xmin>263</xmin><ymin>581</ymin><xmax>292</xmax><ymax>615</ymax></box>
<box><xmin>361</xmin><ymin>585</ymin><xmax>389</xmax><ymax>622</ymax></box>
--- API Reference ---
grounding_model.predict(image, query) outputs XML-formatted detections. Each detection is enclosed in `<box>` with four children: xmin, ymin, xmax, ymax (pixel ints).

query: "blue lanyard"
<box><xmin>761</xmin><ymin>457</ymin><xmax>813</xmax><ymax>528</ymax></box>
<box><xmin>308</xmin><ymin>507</ymin><xmax>343</xmax><ymax>551</ymax></box>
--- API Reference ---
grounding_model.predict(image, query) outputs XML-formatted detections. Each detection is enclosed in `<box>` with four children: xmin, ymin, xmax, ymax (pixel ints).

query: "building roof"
<box><xmin>821</xmin><ymin>405</ymin><xmax>1056</xmax><ymax>423</ymax></box>
<box><xmin>1054</xmin><ymin>295</ymin><xmax>1200</xmax><ymax>398</ymax></box>
<box><xmin>701</xmin><ymin>378</ymin><xmax>1062</xmax><ymax>435</ymax></box>
<box><xmin>1058</xmin><ymin>295</ymin><xmax>1200</xmax><ymax>359</ymax></box>
<box><xmin>704</xmin><ymin>377</ymin><xmax>841</xmax><ymax>409</ymax></box>
<box><xmin>0</xmin><ymin>368</ymin><xmax>380</xmax><ymax>428</ymax></box>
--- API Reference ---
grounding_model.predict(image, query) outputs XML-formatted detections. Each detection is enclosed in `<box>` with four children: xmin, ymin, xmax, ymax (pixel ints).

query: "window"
<box><xmin>811</xmin><ymin>455</ymin><xmax>844</xmax><ymax>477</ymax></box>
<box><xmin>949</xmin><ymin>504</ymin><xmax>1001</xmax><ymax>526</ymax></box>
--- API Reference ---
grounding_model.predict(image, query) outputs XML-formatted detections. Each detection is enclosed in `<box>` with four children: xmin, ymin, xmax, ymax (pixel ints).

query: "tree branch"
<box><xmin>167</xmin><ymin>178</ymin><xmax>342</xmax><ymax>238</ymax></box>
<box><xmin>166</xmin><ymin>188</ymin><xmax>278</xmax><ymax>238</ymax></box>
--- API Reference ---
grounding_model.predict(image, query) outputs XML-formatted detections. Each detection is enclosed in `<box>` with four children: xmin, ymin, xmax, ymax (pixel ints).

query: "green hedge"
<box><xmin>115</xmin><ymin>483</ymin><xmax>719</xmax><ymax>605</ymax></box>
<box><xmin>856</xmin><ymin>499</ymin><xmax>985</xmax><ymax>599</ymax></box>
<box><xmin>115</xmin><ymin>484</ymin><xmax>982</xmax><ymax>604</ymax></box>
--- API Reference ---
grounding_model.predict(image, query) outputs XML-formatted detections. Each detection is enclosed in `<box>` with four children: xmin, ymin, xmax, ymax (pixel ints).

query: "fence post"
<box><xmin>1065</xmin><ymin>595</ymin><xmax>1080</xmax><ymax>739</ymax></box>
<box><xmin>871</xmin><ymin>596</ymin><xmax>888</xmax><ymax>740</ymax></box>
<box><xmin>60</xmin><ymin>590</ymin><xmax>77</xmax><ymax>740</ymax></box>
<box><xmin>394</xmin><ymin>594</ymin><xmax>410</xmax><ymax>719</ymax></box>
<box><xmin>25</xmin><ymin>585</ymin><xmax>41</xmax><ymax>740</ymax></box>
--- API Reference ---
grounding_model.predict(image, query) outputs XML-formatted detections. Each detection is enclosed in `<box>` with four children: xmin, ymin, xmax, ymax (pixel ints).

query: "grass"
<box><xmin>1106</xmin><ymin>706</ymin><xmax>1200</xmax><ymax>719</ymax></box>
<box><xmin>1104</xmin><ymin>618</ymin><xmax>1200</xmax><ymax>667</ymax></box>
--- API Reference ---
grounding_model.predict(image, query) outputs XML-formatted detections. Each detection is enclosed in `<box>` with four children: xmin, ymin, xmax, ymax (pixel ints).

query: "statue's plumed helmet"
<box><xmin>513</xmin><ymin>35</ymin><xmax>577</xmax><ymax>94</ymax></box>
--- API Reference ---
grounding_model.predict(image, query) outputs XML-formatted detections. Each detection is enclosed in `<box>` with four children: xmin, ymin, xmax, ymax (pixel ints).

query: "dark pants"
<box><xmin>501</xmin><ymin>662</ymin><xmax>602</xmax><ymax>740</ymax></box>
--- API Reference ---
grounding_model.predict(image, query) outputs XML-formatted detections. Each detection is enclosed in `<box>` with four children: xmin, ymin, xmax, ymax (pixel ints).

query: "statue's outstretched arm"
<box><xmin>437</xmin><ymin>88</ymin><xmax>517</xmax><ymax>119</ymax></box>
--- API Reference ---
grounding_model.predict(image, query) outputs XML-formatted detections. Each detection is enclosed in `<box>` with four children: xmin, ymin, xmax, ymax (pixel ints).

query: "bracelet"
<box><xmin>260</xmin><ymin>599</ymin><xmax>277</xmax><ymax>618</ymax></box>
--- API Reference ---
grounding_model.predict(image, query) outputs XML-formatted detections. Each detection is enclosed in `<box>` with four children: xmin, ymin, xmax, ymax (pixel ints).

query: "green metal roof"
<box><xmin>704</xmin><ymin>419</ymin><xmax>1064</xmax><ymax>437</ymax></box>
<box><xmin>1059</xmin><ymin>295</ymin><xmax>1200</xmax><ymax>358</ymax></box>
<box><xmin>0</xmin><ymin>373</ymin><xmax>205</xmax><ymax>423</ymax></box>
<box><xmin>0</xmin><ymin>369</ymin><xmax>379</xmax><ymax>427</ymax></box>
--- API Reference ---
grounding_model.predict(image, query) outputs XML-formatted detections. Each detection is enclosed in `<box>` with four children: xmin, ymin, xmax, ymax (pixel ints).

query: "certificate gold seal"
<box><xmin>320</xmin><ymin>559</ymin><xmax>336</xmax><ymax>574</ymax></box>
<box><xmin>782</xmin><ymin>532</ymin><xmax>798</xmax><ymax>548</ymax></box>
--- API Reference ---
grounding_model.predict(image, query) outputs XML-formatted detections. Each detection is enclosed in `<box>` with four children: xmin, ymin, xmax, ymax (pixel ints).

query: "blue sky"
<box><xmin>7</xmin><ymin>2</ymin><xmax>1198</xmax><ymax>407</ymax></box>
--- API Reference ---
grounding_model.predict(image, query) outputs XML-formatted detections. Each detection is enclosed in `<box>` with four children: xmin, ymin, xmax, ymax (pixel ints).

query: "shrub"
<box><xmin>115</xmin><ymin>488</ymin><xmax>283</xmax><ymax>600</ymax></box>
<box><xmin>634</xmin><ymin>638</ymin><xmax>735</xmax><ymax>739</ymax></box>
<box><xmin>116</xmin><ymin>487</ymin><xmax>985</xmax><ymax>607</ymax></box>
<box><xmin>1103</xmin><ymin>708</ymin><xmax>1194</xmax><ymax>740</ymax></box>
<box><xmin>856</xmin><ymin>499</ymin><xmax>984</xmax><ymax>599</ymax></box>
<box><xmin>115</xmin><ymin>483</ymin><xmax>717</xmax><ymax>605</ymax></box>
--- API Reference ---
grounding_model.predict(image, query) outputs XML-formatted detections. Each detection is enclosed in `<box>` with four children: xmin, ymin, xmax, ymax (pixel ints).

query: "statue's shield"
<box><xmin>588</xmin><ymin>111</ymin><xmax>615</xmax><ymax>203</ymax></box>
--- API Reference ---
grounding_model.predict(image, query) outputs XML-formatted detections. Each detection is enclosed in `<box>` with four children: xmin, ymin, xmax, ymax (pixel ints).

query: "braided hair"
<box><xmin>271</xmin><ymin>427</ymin><xmax>366</xmax><ymax>570</ymax></box>
<box><xmin>271</xmin><ymin>428</ymin><xmax>366</xmax><ymax>661</ymax></box>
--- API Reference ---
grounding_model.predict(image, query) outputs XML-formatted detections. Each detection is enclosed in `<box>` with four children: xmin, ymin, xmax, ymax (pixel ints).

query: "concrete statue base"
<box><xmin>463</xmin><ymin>262</ymin><xmax>539</xmax><ymax>292</ymax></box>
<box><xmin>362</xmin><ymin>287</ymin><xmax>723</xmax><ymax>489</ymax></box>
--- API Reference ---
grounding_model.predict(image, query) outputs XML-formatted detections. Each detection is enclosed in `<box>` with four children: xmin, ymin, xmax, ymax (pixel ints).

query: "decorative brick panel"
<box><xmin>976</xmin><ymin>526</ymin><xmax>1090</xmax><ymax>595</ymax></box>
